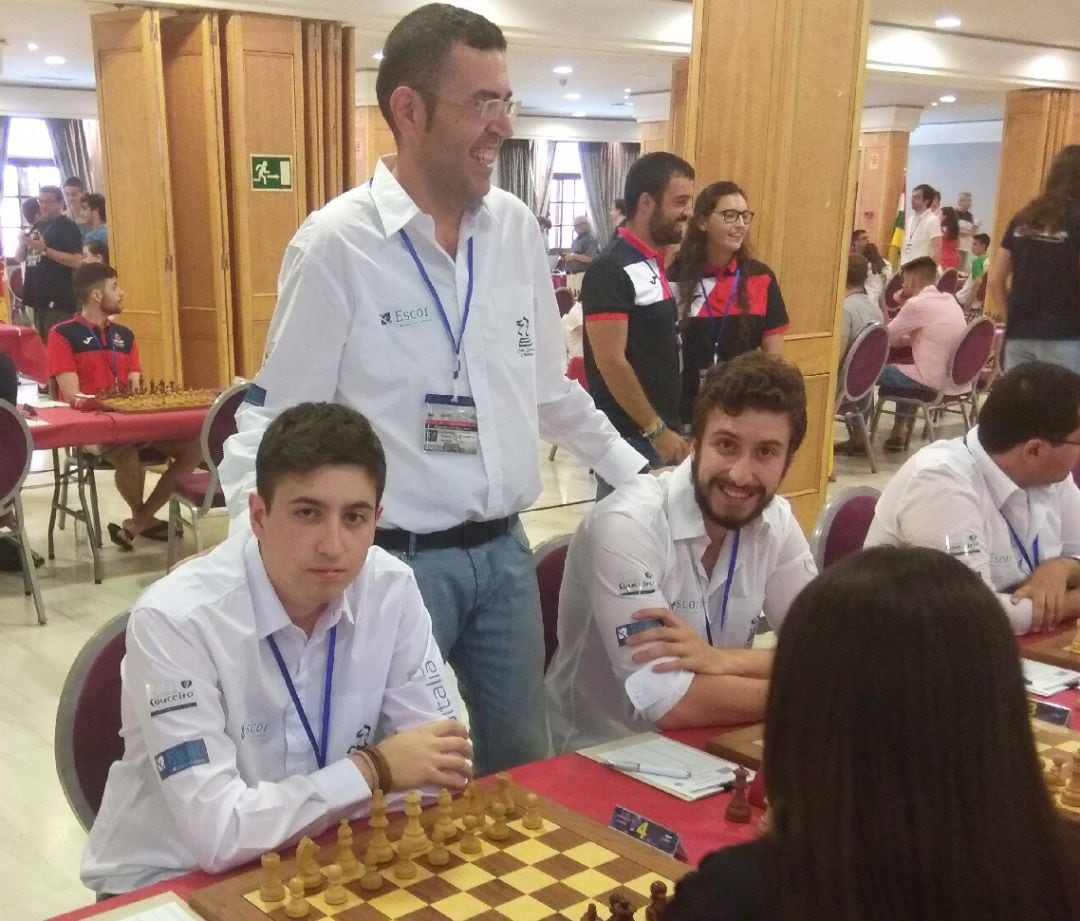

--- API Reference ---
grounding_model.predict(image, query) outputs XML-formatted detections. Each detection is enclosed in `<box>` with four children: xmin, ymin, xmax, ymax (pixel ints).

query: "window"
<box><xmin>1</xmin><ymin>118</ymin><xmax>60</xmax><ymax>259</ymax></box>
<box><xmin>544</xmin><ymin>142</ymin><xmax>589</xmax><ymax>251</ymax></box>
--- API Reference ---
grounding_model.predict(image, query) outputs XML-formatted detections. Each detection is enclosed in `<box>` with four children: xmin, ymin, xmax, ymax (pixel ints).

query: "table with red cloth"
<box><xmin>0</xmin><ymin>321</ymin><xmax>48</xmax><ymax>384</ymax></box>
<box><xmin>43</xmin><ymin>727</ymin><xmax>760</xmax><ymax>921</ymax></box>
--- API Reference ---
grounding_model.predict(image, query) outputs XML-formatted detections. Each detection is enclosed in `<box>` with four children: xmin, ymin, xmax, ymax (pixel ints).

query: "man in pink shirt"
<box><xmin>880</xmin><ymin>256</ymin><xmax>966</xmax><ymax>450</ymax></box>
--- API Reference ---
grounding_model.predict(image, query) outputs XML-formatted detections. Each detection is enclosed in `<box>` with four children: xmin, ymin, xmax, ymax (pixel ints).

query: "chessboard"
<box><xmin>187</xmin><ymin>778</ymin><xmax>686</xmax><ymax>921</ymax></box>
<box><xmin>1022</xmin><ymin>628</ymin><xmax>1080</xmax><ymax>672</ymax></box>
<box><xmin>99</xmin><ymin>386</ymin><xmax>219</xmax><ymax>414</ymax></box>
<box><xmin>707</xmin><ymin>721</ymin><xmax>1080</xmax><ymax>824</ymax></box>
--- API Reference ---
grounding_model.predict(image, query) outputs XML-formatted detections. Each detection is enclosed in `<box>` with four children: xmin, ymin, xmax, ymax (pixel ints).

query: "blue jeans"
<box><xmin>390</xmin><ymin>522</ymin><xmax>549</xmax><ymax>775</ymax></box>
<box><xmin>1004</xmin><ymin>339</ymin><xmax>1080</xmax><ymax>374</ymax></box>
<box><xmin>595</xmin><ymin>435</ymin><xmax>660</xmax><ymax>501</ymax></box>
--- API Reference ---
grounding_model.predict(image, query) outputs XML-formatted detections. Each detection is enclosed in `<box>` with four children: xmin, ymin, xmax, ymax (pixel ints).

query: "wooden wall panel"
<box><xmin>686</xmin><ymin>0</ymin><xmax>869</xmax><ymax>533</ymax></box>
<box><xmin>223</xmin><ymin>13</ymin><xmax>306</xmax><ymax>378</ymax></box>
<box><xmin>321</xmin><ymin>23</ymin><xmax>343</xmax><ymax>202</ymax></box>
<box><xmin>669</xmin><ymin>59</ymin><xmax>690</xmax><ymax>159</ymax></box>
<box><xmin>302</xmin><ymin>21</ymin><xmax>325</xmax><ymax>211</ymax></box>
<box><xmin>639</xmin><ymin>121</ymin><xmax>670</xmax><ymax>156</ymax></box>
<box><xmin>160</xmin><ymin>13</ymin><xmax>234</xmax><ymax>389</ymax></box>
<box><xmin>855</xmin><ymin>131</ymin><xmax>909</xmax><ymax>253</ymax></box>
<box><xmin>342</xmin><ymin>27</ymin><xmax>357</xmax><ymax>190</ymax></box>
<box><xmin>356</xmin><ymin>105</ymin><xmax>396</xmax><ymax>182</ymax></box>
<box><xmin>91</xmin><ymin>10</ymin><xmax>180</xmax><ymax>381</ymax></box>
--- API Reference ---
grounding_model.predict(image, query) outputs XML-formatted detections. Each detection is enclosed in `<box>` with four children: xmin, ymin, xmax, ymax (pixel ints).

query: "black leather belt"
<box><xmin>374</xmin><ymin>515</ymin><xmax>517</xmax><ymax>553</ymax></box>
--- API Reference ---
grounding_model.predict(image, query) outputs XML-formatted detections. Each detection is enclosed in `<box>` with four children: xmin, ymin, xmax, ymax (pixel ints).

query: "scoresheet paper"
<box><xmin>85</xmin><ymin>892</ymin><xmax>204</xmax><ymax>921</ymax></box>
<box><xmin>577</xmin><ymin>731</ymin><xmax>753</xmax><ymax>801</ymax></box>
<box><xmin>1023</xmin><ymin>658</ymin><xmax>1080</xmax><ymax>697</ymax></box>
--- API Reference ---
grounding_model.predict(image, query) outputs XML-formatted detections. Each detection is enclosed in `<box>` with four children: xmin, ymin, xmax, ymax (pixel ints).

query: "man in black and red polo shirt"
<box><xmin>47</xmin><ymin>264</ymin><xmax>201</xmax><ymax>550</ymax></box>
<box><xmin>581</xmin><ymin>152</ymin><xmax>695</xmax><ymax>498</ymax></box>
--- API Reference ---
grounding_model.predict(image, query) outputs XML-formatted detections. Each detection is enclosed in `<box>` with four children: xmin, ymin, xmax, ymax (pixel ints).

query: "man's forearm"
<box><xmin>45</xmin><ymin>247</ymin><xmax>84</xmax><ymax>270</ymax></box>
<box><xmin>655</xmin><ymin>675</ymin><xmax>768</xmax><ymax>730</ymax></box>
<box><xmin>594</xmin><ymin>356</ymin><xmax>662</xmax><ymax>430</ymax></box>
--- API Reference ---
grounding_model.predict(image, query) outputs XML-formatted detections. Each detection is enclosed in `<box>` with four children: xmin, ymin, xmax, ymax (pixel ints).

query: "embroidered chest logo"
<box><xmin>516</xmin><ymin>317</ymin><xmax>534</xmax><ymax>357</ymax></box>
<box><xmin>380</xmin><ymin>306</ymin><xmax>433</xmax><ymax>328</ymax></box>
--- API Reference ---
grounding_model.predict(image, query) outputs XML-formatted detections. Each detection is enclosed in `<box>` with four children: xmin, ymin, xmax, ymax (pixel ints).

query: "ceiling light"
<box><xmin>27</xmin><ymin>42</ymin><xmax>38</xmax><ymax>51</ymax></box>
<box><xmin>623</xmin><ymin>87</ymin><xmax>632</xmax><ymax>93</ymax></box>
<box><xmin>44</xmin><ymin>55</ymin><xmax>65</xmax><ymax>65</ymax></box>
<box><xmin>939</xmin><ymin>94</ymin><xmax>956</xmax><ymax>103</ymax></box>
<box><xmin>563</xmin><ymin>93</ymin><xmax>581</xmax><ymax>100</ymax></box>
<box><xmin>571</xmin><ymin>111</ymin><xmax>586</xmax><ymax>118</ymax></box>
<box><xmin>934</xmin><ymin>15</ymin><xmax>962</xmax><ymax>28</ymax></box>
<box><xmin>553</xmin><ymin>65</ymin><xmax>573</xmax><ymax>75</ymax></box>
<box><xmin>372</xmin><ymin>51</ymin><xmax>383</xmax><ymax>61</ymax></box>
<box><xmin>930</xmin><ymin>101</ymin><xmax>939</xmax><ymax>106</ymax></box>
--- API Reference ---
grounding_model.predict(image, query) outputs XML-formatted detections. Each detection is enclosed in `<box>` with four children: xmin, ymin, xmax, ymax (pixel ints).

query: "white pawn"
<box><xmin>487</xmin><ymin>801</ymin><xmax>510</xmax><ymax>841</ymax></box>
<box><xmin>522</xmin><ymin>793</ymin><xmax>543</xmax><ymax>831</ymax></box>
<box><xmin>285</xmin><ymin>877</ymin><xmax>309</xmax><ymax>919</ymax></box>
<box><xmin>323</xmin><ymin>865</ymin><xmax>348</xmax><ymax>906</ymax></box>
<box><xmin>360</xmin><ymin>844</ymin><xmax>384</xmax><ymax>891</ymax></box>
<box><xmin>428</xmin><ymin>827</ymin><xmax>450</xmax><ymax>867</ymax></box>
<box><xmin>460</xmin><ymin>814</ymin><xmax>482</xmax><ymax>855</ymax></box>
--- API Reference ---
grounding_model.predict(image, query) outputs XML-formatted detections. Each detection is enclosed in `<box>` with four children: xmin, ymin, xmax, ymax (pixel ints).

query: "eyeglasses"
<box><xmin>427</xmin><ymin>92</ymin><xmax>521</xmax><ymax>122</ymax></box>
<box><xmin>717</xmin><ymin>209</ymin><xmax>754</xmax><ymax>225</ymax></box>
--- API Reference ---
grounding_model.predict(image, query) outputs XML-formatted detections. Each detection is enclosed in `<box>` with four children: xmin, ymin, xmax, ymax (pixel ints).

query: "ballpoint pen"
<box><xmin>602</xmin><ymin>759</ymin><xmax>692</xmax><ymax>780</ymax></box>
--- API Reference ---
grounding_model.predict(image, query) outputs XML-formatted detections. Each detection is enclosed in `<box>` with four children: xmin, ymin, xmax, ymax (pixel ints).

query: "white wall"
<box><xmin>0</xmin><ymin>86</ymin><xmax>97</xmax><ymax>119</ymax></box>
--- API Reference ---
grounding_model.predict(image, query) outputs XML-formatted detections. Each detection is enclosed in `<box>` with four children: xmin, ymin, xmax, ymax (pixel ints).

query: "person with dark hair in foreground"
<box><xmin>82</xmin><ymin>403</ymin><xmax>470</xmax><ymax>894</ymax></box>
<box><xmin>866</xmin><ymin>361</ymin><xmax>1080</xmax><ymax>633</ymax></box>
<box><xmin>546</xmin><ymin>353</ymin><xmax>816</xmax><ymax>752</ymax></box>
<box><xmin>664</xmin><ymin>546</ymin><xmax>1080</xmax><ymax>921</ymax></box>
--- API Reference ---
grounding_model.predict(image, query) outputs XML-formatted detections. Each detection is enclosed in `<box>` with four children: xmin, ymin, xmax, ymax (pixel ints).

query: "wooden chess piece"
<box><xmin>369</xmin><ymin>789</ymin><xmax>394</xmax><ymax>864</ymax></box>
<box><xmin>645</xmin><ymin>880</ymin><xmax>669</xmax><ymax>921</ymax></box>
<box><xmin>460</xmin><ymin>814</ymin><xmax>483</xmax><ymax>855</ymax></box>
<box><xmin>1047</xmin><ymin>755</ymin><xmax>1067</xmax><ymax>789</ymax></box>
<box><xmin>608</xmin><ymin>890</ymin><xmax>635</xmax><ymax>921</ymax></box>
<box><xmin>580</xmin><ymin>904</ymin><xmax>599</xmax><ymax>921</ymax></box>
<box><xmin>359</xmin><ymin>844</ymin><xmax>384</xmax><ymax>891</ymax></box>
<box><xmin>259</xmin><ymin>852</ymin><xmax>286</xmax><ymax>902</ymax></box>
<box><xmin>399</xmin><ymin>790</ymin><xmax>431</xmax><ymax>857</ymax></box>
<box><xmin>284</xmin><ymin>877</ymin><xmax>310</xmax><ymax>918</ymax></box>
<box><xmin>496</xmin><ymin>771</ymin><xmax>517</xmax><ymax>816</ymax></box>
<box><xmin>323</xmin><ymin>865</ymin><xmax>348</xmax><ymax>906</ymax></box>
<box><xmin>336</xmin><ymin>820</ymin><xmax>358</xmax><ymax>874</ymax></box>
<box><xmin>1068</xmin><ymin>628</ymin><xmax>1080</xmax><ymax>656</ymax></box>
<box><xmin>393</xmin><ymin>843</ymin><xmax>418</xmax><ymax>880</ymax></box>
<box><xmin>487</xmin><ymin>801</ymin><xmax>510</xmax><ymax>840</ymax></box>
<box><xmin>522</xmin><ymin>792</ymin><xmax>543</xmax><ymax>831</ymax></box>
<box><xmin>724</xmin><ymin>766</ymin><xmax>752</xmax><ymax>823</ymax></box>
<box><xmin>297</xmin><ymin>837</ymin><xmax>323</xmax><ymax>890</ymax></box>
<box><xmin>1060</xmin><ymin>753</ymin><xmax>1080</xmax><ymax>807</ymax></box>
<box><xmin>434</xmin><ymin>788</ymin><xmax>458</xmax><ymax>841</ymax></box>
<box><xmin>465</xmin><ymin>781</ymin><xmax>486</xmax><ymax>825</ymax></box>
<box><xmin>428</xmin><ymin>827</ymin><xmax>450</xmax><ymax>867</ymax></box>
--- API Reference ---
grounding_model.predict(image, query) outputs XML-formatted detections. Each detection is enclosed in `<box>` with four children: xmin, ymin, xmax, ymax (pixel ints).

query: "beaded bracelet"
<box><xmin>362</xmin><ymin>745</ymin><xmax>394</xmax><ymax>793</ymax></box>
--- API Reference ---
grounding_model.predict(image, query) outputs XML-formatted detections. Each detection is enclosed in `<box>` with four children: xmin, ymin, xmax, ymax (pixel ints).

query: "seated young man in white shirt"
<box><xmin>82</xmin><ymin>403</ymin><xmax>472</xmax><ymax>895</ymax></box>
<box><xmin>545</xmin><ymin>352</ymin><xmax>818</xmax><ymax>752</ymax></box>
<box><xmin>865</xmin><ymin>361</ymin><xmax>1080</xmax><ymax>634</ymax></box>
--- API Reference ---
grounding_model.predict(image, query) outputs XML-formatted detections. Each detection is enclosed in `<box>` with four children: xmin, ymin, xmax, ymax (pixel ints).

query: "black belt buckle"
<box><xmin>376</xmin><ymin>515</ymin><xmax>515</xmax><ymax>553</ymax></box>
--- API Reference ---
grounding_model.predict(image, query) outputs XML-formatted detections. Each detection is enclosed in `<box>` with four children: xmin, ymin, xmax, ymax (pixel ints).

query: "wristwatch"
<box><xmin>642</xmin><ymin>418</ymin><xmax>667</xmax><ymax>444</ymax></box>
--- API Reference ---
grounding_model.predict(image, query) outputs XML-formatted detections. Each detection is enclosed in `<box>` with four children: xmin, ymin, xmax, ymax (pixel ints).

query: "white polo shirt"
<box><xmin>545</xmin><ymin>461</ymin><xmax>816</xmax><ymax>753</ymax></box>
<box><xmin>82</xmin><ymin>532</ymin><xmax>459</xmax><ymax>894</ymax></box>
<box><xmin>903</xmin><ymin>209</ymin><xmax>943</xmax><ymax>261</ymax></box>
<box><xmin>219</xmin><ymin>157</ymin><xmax>644</xmax><ymax>534</ymax></box>
<box><xmin>864</xmin><ymin>426</ymin><xmax>1080</xmax><ymax>634</ymax></box>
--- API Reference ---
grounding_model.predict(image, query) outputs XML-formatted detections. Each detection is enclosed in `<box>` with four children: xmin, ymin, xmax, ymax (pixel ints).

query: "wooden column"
<box><xmin>988</xmin><ymin>89</ymin><xmax>1080</xmax><ymax>317</ymax></box>
<box><xmin>685</xmin><ymin>0</ymin><xmax>870</xmax><ymax>533</ymax></box>
<box><xmin>855</xmin><ymin>131</ymin><xmax>909</xmax><ymax>254</ymax></box>
<box><xmin>355</xmin><ymin>105</ymin><xmax>396</xmax><ymax>182</ymax></box>
<box><xmin>639</xmin><ymin>121</ymin><xmax>671</xmax><ymax>155</ymax></box>
<box><xmin>669</xmin><ymin>59</ymin><xmax>690</xmax><ymax>159</ymax></box>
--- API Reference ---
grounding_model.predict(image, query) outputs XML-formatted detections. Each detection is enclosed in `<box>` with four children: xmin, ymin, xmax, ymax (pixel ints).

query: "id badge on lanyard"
<box><xmin>424</xmin><ymin>394</ymin><xmax>479</xmax><ymax>454</ymax></box>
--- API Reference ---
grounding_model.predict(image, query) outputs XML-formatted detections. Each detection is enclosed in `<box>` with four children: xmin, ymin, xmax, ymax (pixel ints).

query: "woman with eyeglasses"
<box><xmin>670</xmin><ymin>182</ymin><xmax>789</xmax><ymax>423</ymax></box>
<box><xmin>663</xmin><ymin>546</ymin><xmax>1080</xmax><ymax>921</ymax></box>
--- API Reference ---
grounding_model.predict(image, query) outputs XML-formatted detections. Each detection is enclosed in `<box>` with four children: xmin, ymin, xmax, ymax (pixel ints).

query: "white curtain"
<box><xmin>578</xmin><ymin>142</ymin><xmax>640</xmax><ymax>241</ymax></box>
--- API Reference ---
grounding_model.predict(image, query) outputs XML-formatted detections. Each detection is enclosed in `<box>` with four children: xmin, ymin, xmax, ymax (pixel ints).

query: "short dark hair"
<box><xmin>850</xmin><ymin>228</ymin><xmax>867</xmax><ymax>243</ymax></box>
<box><xmin>84</xmin><ymin>240</ymin><xmax>110</xmax><ymax>264</ymax></box>
<box><xmin>974</xmin><ymin>232</ymin><xmax>991</xmax><ymax>247</ymax></box>
<box><xmin>758</xmin><ymin>546</ymin><xmax>1079</xmax><ymax>921</ymax></box>
<box><xmin>691</xmin><ymin>352</ymin><xmax>807</xmax><ymax>454</ymax></box>
<box><xmin>613</xmin><ymin>198</ymin><xmax>625</xmax><ymax>214</ymax></box>
<box><xmin>21</xmin><ymin>197</ymin><xmax>40</xmax><ymax>224</ymax></box>
<box><xmin>256</xmin><ymin>403</ymin><xmax>387</xmax><ymax>507</ymax></box>
<box><xmin>72</xmin><ymin>263</ymin><xmax>118</xmax><ymax>305</ymax></box>
<box><xmin>37</xmin><ymin>185</ymin><xmax>63</xmax><ymax>205</ymax></box>
<box><xmin>901</xmin><ymin>255</ymin><xmax>938</xmax><ymax>285</ymax></box>
<box><xmin>623</xmin><ymin>152</ymin><xmax>695</xmax><ymax>220</ymax></box>
<box><xmin>913</xmin><ymin>182</ymin><xmax>935</xmax><ymax>202</ymax></box>
<box><xmin>978</xmin><ymin>361</ymin><xmax>1080</xmax><ymax>453</ymax></box>
<box><xmin>375</xmin><ymin>3</ymin><xmax>506</xmax><ymax>137</ymax></box>
<box><xmin>846</xmin><ymin>252</ymin><xmax>869</xmax><ymax>287</ymax></box>
<box><xmin>63</xmin><ymin>176</ymin><xmax>86</xmax><ymax>191</ymax></box>
<box><xmin>81</xmin><ymin>193</ymin><xmax>106</xmax><ymax>222</ymax></box>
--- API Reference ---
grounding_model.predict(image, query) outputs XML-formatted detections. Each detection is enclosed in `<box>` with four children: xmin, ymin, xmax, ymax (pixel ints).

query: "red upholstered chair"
<box><xmin>936</xmin><ymin>267</ymin><xmax>960</xmax><ymax>294</ymax></box>
<box><xmin>166</xmin><ymin>382</ymin><xmax>249</xmax><ymax>569</ymax></box>
<box><xmin>871</xmin><ymin>316</ymin><xmax>996</xmax><ymax>448</ymax></box>
<box><xmin>54</xmin><ymin>611</ymin><xmax>129</xmax><ymax>829</ymax></box>
<box><xmin>810</xmin><ymin>486</ymin><xmax>881</xmax><ymax>570</ymax></box>
<box><xmin>533</xmin><ymin>534</ymin><xmax>572</xmax><ymax>670</ymax></box>
<box><xmin>883</xmin><ymin>272</ymin><xmax>904</xmax><ymax>319</ymax></box>
<box><xmin>554</xmin><ymin>287</ymin><xmax>575</xmax><ymax>317</ymax></box>
<box><xmin>0</xmin><ymin>399</ymin><xmax>45</xmax><ymax>624</ymax></box>
<box><xmin>835</xmin><ymin>324</ymin><xmax>889</xmax><ymax>473</ymax></box>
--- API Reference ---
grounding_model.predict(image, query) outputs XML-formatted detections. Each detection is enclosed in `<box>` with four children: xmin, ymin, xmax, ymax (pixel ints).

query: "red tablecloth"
<box><xmin>0</xmin><ymin>321</ymin><xmax>48</xmax><ymax>384</ymax></box>
<box><xmin>29</xmin><ymin>405</ymin><xmax>207</xmax><ymax>451</ymax></box>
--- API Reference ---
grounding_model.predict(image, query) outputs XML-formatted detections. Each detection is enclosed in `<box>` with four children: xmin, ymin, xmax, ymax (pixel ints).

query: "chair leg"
<box><xmin>856</xmin><ymin>413</ymin><xmax>877</xmax><ymax>474</ymax></box>
<box><xmin>166</xmin><ymin>499</ymin><xmax>179</xmax><ymax>571</ymax></box>
<box><xmin>193</xmin><ymin>517</ymin><xmax>204</xmax><ymax>553</ymax></box>
<box><xmin>47</xmin><ymin>450</ymin><xmax>62</xmax><ymax>560</ymax></box>
<box><xmin>74</xmin><ymin>450</ymin><xmax>103</xmax><ymax>585</ymax></box>
<box><xmin>15</xmin><ymin>496</ymin><xmax>46</xmax><ymax>625</ymax></box>
<box><xmin>870</xmin><ymin>398</ymin><xmax>885</xmax><ymax>441</ymax></box>
<box><xmin>923</xmin><ymin>405</ymin><xmax>936</xmax><ymax>443</ymax></box>
<box><xmin>959</xmin><ymin>399</ymin><xmax>971</xmax><ymax>431</ymax></box>
<box><xmin>548</xmin><ymin>444</ymin><xmax>558</xmax><ymax>462</ymax></box>
<box><xmin>58</xmin><ymin>450</ymin><xmax>70</xmax><ymax>531</ymax></box>
<box><xmin>86</xmin><ymin>465</ymin><xmax>103</xmax><ymax>549</ymax></box>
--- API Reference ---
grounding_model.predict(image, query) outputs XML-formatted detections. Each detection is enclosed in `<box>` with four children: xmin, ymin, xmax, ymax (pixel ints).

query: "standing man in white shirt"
<box><xmin>218</xmin><ymin>4</ymin><xmax>646</xmax><ymax>776</ymax></box>
<box><xmin>545</xmin><ymin>353</ymin><xmax>818</xmax><ymax>752</ymax></box>
<box><xmin>865</xmin><ymin>361</ymin><xmax>1080</xmax><ymax>634</ymax></box>
<box><xmin>83</xmin><ymin>403</ymin><xmax>472</xmax><ymax>895</ymax></box>
<box><xmin>903</xmin><ymin>183</ymin><xmax>943</xmax><ymax>264</ymax></box>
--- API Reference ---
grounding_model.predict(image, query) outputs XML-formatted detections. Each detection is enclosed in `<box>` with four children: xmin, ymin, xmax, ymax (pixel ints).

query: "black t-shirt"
<box><xmin>23</xmin><ymin>215</ymin><xmax>83</xmax><ymax>316</ymax></box>
<box><xmin>664</xmin><ymin>840</ymin><xmax>778</xmax><ymax>921</ymax></box>
<box><xmin>1001</xmin><ymin>203</ymin><xmax>1080</xmax><ymax>340</ymax></box>
<box><xmin>580</xmin><ymin>230</ymin><xmax>680</xmax><ymax>439</ymax></box>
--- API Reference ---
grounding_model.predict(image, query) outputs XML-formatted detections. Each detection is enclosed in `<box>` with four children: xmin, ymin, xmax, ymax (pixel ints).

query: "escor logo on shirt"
<box><xmin>240</xmin><ymin>720</ymin><xmax>271</xmax><ymax>741</ymax></box>
<box><xmin>379</xmin><ymin>306</ymin><xmax>433</xmax><ymax>328</ymax></box>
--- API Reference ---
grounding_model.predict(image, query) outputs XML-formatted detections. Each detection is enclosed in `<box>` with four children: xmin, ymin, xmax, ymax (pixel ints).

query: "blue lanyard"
<box><xmin>1002</xmin><ymin>517</ymin><xmax>1040</xmax><ymax>574</ymax></box>
<box><xmin>399</xmin><ymin>229</ymin><xmax>474</xmax><ymax>380</ymax></box>
<box><xmin>700</xmin><ymin>269</ymin><xmax>741</xmax><ymax>362</ymax></box>
<box><xmin>704</xmin><ymin>528</ymin><xmax>741</xmax><ymax>645</ymax></box>
<box><xmin>267</xmin><ymin>625</ymin><xmax>337</xmax><ymax>769</ymax></box>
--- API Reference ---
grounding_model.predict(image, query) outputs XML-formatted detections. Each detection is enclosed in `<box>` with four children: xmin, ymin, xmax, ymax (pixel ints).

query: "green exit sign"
<box><xmin>250</xmin><ymin>155</ymin><xmax>293</xmax><ymax>191</ymax></box>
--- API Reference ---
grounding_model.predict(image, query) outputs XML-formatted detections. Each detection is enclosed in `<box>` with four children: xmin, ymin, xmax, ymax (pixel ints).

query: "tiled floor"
<box><xmin>0</xmin><ymin>376</ymin><xmax>970</xmax><ymax>920</ymax></box>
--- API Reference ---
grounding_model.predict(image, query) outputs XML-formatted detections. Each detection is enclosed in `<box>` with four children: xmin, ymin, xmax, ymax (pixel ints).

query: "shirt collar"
<box><xmin>663</xmin><ymin>457</ymin><xmax>774</xmax><ymax>544</ymax></box>
<box><xmin>967</xmin><ymin>426</ymin><xmax>1025</xmax><ymax>511</ymax></box>
<box><xmin>703</xmin><ymin>258</ymin><xmax>739</xmax><ymax>277</ymax></box>
<box><xmin>617</xmin><ymin>226</ymin><xmax>665</xmax><ymax>263</ymax></box>
<box><xmin>77</xmin><ymin>313</ymin><xmax>111</xmax><ymax>334</ymax></box>
<box><xmin>242</xmin><ymin>532</ymin><xmax>352</xmax><ymax>641</ymax></box>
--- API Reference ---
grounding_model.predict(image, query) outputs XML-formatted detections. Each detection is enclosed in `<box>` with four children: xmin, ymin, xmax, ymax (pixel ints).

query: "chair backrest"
<box><xmin>554</xmin><ymin>287</ymin><xmax>575</xmax><ymax>317</ymax></box>
<box><xmin>533</xmin><ymin>534</ymin><xmax>572</xmax><ymax>670</ymax></box>
<box><xmin>203</xmin><ymin>381</ymin><xmax>250</xmax><ymax>471</ymax></box>
<box><xmin>836</xmin><ymin>323</ymin><xmax>888</xmax><ymax>407</ymax></box>
<box><xmin>936</xmin><ymin>267</ymin><xmax>959</xmax><ymax>294</ymax></box>
<box><xmin>8</xmin><ymin>265</ymin><xmax>23</xmax><ymax>300</ymax></box>
<box><xmin>810</xmin><ymin>486</ymin><xmax>880</xmax><ymax>570</ymax></box>
<box><xmin>948</xmin><ymin>316</ymin><xmax>997</xmax><ymax>390</ymax></box>
<box><xmin>0</xmin><ymin>399</ymin><xmax>32</xmax><ymax>512</ymax></box>
<box><xmin>566</xmin><ymin>355</ymin><xmax>588</xmax><ymax>391</ymax></box>
<box><xmin>883</xmin><ymin>272</ymin><xmax>904</xmax><ymax>318</ymax></box>
<box><xmin>975</xmin><ymin>274</ymin><xmax>988</xmax><ymax>302</ymax></box>
<box><xmin>54</xmin><ymin>611</ymin><xmax>129</xmax><ymax>831</ymax></box>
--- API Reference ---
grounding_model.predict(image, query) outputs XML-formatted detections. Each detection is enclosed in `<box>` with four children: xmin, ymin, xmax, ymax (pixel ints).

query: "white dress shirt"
<box><xmin>219</xmin><ymin>158</ymin><xmax>644</xmax><ymax>534</ymax></box>
<box><xmin>544</xmin><ymin>460</ymin><xmax>816</xmax><ymax>753</ymax></box>
<box><xmin>81</xmin><ymin>533</ymin><xmax>459</xmax><ymax>894</ymax></box>
<box><xmin>864</xmin><ymin>427</ymin><xmax>1080</xmax><ymax>634</ymax></box>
